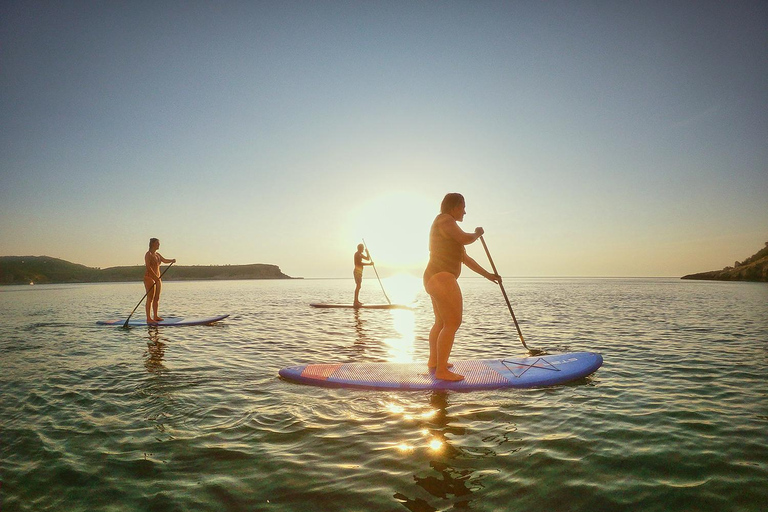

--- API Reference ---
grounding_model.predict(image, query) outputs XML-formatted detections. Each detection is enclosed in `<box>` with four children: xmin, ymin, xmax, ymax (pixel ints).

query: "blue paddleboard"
<box><xmin>96</xmin><ymin>314</ymin><xmax>229</xmax><ymax>327</ymax></box>
<box><xmin>279</xmin><ymin>351</ymin><xmax>603</xmax><ymax>391</ymax></box>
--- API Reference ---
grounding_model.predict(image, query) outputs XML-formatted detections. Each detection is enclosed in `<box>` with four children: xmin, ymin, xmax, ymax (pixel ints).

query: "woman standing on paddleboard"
<box><xmin>353</xmin><ymin>243</ymin><xmax>373</xmax><ymax>306</ymax></box>
<box><xmin>145</xmin><ymin>238</ymin><xmax>176</xmax><ymax>324</ymax></box>
<box><xmin>423</xmin><ymin>193</ymin><xmax>500</xmax><ymax>381</ymax></box>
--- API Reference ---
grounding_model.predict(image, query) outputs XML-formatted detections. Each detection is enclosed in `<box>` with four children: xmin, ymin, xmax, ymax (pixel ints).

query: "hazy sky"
<box><xmin>2</xmin><ymin>1</ymin><xmax>766</xmax><ymax>278</ymax></box>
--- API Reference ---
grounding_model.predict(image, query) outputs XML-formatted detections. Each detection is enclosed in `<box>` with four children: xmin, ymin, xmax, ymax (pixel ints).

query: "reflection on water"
<box><xmin>143</xmin><ymin>327</ymin><xmax>166</xmax><ymax>374</ymax></box>
<box><xmin>351</xmin><ymin>308</ymin><xmax>419</xmax><ymax>363</ymax></box>
<box><xmin>384</xmin><ymin>310</ymin><xmax>417</xmax><ymax>363</ymax></box>
<box><xmin>353</xmin><ymin>309</ymin><xmax>372</xmax><ymax>344</ymax></box>
<box><xmin>391</xmin><ymin>392</ymin><xmax>480</xmax><ymax>511</ymax></box>
<box><xmin>421</xmin><ymin>392</ymin><xmax>465</xmax><ymax>460</ymax></box>
<box><xmin>139</xmin><ymin>326</ymin><xmax>179</xmax><ymax>443</ymax></box>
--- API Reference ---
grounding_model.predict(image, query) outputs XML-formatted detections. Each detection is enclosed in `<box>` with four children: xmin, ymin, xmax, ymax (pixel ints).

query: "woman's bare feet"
<box><xmin>153</xmin><ymin>317</ymin><xmax>164</xmax><ymax>322</ymax></box>
<box><xmin>434</xmin><ymin>369</ymin><xmax>464</xmax><ymax>382</ymax></box>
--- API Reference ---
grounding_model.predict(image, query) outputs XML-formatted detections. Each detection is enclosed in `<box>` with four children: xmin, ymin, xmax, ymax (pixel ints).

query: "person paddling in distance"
<box><xmin>353</xmin><ymin>243</ymin><xmax>374</xmax><ymax>306</ymax></box>
<box><xmin>423</xmin><ymin>193</ymin><xmax>501</xmax><ymax>381</ymax></box>
<box><xmin>144</xmin><ymin>238</ymin><xmax>176</xmax><ymax>324</ymax></box>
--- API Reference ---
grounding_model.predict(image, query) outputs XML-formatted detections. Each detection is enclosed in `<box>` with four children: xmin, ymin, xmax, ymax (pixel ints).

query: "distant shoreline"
<box><xmin>0</xmin><ymin>256</ymin><xmax>298</xmax><ymax>285</ymax></box>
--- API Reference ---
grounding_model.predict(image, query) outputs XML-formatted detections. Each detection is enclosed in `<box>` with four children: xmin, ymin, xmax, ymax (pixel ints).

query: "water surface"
<box><xmin>2</xmin><ymin>278</ymin><xmax>766</xmax><ymax>511</ymax></box>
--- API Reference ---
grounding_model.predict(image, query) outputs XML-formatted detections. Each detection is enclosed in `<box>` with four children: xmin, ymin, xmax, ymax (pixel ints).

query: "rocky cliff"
<box><xmin>681</xmin><ymin>242</ymin><xmax>768</xmax><ymax>282</ymax></box>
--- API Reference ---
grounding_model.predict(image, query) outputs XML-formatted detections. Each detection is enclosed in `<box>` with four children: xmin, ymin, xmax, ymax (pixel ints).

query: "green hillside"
<box><xmin>0</xmin><ymin>256</ymin><xmax>294</xmax><ymax>285</ymax></box>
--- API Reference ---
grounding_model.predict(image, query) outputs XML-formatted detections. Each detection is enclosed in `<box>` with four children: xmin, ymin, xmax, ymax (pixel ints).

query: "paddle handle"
<box><xmin>123</xmin><ymin>262</ymin><xmax>174</xmax><ymax>328</ymax></box>
<box><xmin>479</xmin><ymin>236</ymin><xmax>528</xmax><ymax>349</ymax></box>
<box><xmin>362</xmin><ymin>239</ymin><xmax>391</xmax><ymax>305</ymax></box>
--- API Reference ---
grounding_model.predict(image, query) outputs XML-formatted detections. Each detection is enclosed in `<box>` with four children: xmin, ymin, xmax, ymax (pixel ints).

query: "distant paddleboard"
<box><xmin>310</xmin><ymin>303</ymin><xmax>414</xmax><ymax>310</ymax></box>
<box><xmin>279</xmin><ymin>352</ymin><xmax>603</xmax><ymax>391</ymax></box>
<box><xmin>97</xmin><ymin>314</ymin><xmax>229</xmax><ymax>327</ymax></box>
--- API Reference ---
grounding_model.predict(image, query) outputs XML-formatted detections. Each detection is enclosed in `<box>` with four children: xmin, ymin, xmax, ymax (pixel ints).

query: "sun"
<box><xmin>346</xmin><ymin>191</ymin><xmax>436</xmax><ymax>275</ymax></box>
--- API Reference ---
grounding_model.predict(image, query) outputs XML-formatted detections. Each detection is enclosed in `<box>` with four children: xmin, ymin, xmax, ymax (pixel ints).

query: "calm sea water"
<box><xmin>1</xmin><ymin>277</ymin><xmax>766</xmax><ymax>511</ymax></box>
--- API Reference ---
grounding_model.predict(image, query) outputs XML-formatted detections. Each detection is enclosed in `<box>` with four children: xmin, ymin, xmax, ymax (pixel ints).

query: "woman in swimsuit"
<box><xmin>144</xmin><ymin>238</ymin><xmax>176</xmax><ymax>324</ymax></box>
<box><xmin>353</xmin><ymin>243</ymin><xmax>373</xmax><ymax>306</ymax></box>
<box><xmin>423</xmin><ymin>193</ymin><xmax>500</xmax><ymax>381</ymax></box>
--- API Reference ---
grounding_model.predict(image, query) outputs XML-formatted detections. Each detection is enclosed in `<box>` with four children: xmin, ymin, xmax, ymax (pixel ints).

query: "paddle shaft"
<box><xmin>122</xmin><ymin>262</ymin><xmax>174</xmax><ymax>328</ymax></box>
<box><xmin>479</xmin><ymin>236</ymin><xmax>529</xmax><ymax>350</ymax></box>
<box><xmin>362</xmin><ymin>239</ymin><xmax>391</xmax><ymax>304</ymax></box>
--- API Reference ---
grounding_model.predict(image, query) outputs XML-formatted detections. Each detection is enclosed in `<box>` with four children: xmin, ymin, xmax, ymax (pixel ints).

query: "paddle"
<box><xmin>362</xmin><ymin>238</ymin><xmax>391</xmax><ymax>305</ymax></box>
<box><xmin>479</xmin><ymin>236</ymin><xmax>531</xmax><ymax>351</ymax></box>
<box><xmin>122</xmin><ymin>262</ymin><xmax>174</xmax><ymax>328</ymax></box>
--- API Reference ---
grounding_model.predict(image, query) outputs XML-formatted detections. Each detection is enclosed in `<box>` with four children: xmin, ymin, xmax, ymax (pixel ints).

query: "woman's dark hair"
<box><xmin>149</xmin><ymin>237</ymin><xmax>159</xmax><ymax>249</ymax></box>
<box><xmin>440</xmin><ymin>193</ymin><xmax>465</xmax><ymax>214</ymax></box>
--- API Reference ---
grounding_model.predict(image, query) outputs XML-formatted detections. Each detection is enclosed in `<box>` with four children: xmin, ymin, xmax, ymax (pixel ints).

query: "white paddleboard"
<box><xmin>310</xmin><ymin>303</ymin><xmax>414</xmax><ymax>310</ymax></box>
<box><xmin>96</xmin><ymin>314</ymin><xmax>229</xmax><ymax>327</ymax></box>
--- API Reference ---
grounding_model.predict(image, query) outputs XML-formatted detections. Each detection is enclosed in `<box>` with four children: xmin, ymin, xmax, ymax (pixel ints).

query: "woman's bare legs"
<box><xmin>144</xmin><ymin>277</ymin><xmax>156</xmax><ymax>323</ymax></box>
<box><xmin>144</xmin><ymin>277</ymin><xmax>163</xmax><ymax>323</ymax></box>
<box><xmin>426</xmin><ymin>300</ymin><xmax>453</xmax><ymax>370</ymax></box>
<box><xmin>425</xmin><ymin>272</ymin><xmax>464</xmax><ymax>381</ymax></box>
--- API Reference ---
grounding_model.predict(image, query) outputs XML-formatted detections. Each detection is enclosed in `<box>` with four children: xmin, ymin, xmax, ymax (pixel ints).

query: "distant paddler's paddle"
<box><xmin>479</xmin><ymin>236</ymin><xmax>531</xmax><ymax>351</ymax></box>
<box><xmin>122</xmin><ymin>262</ymin><xmax>174</xmax><ymax>328</ymax></box>
<box><xmin>362</xmin><ymin>238</ymin><xmax>391</xmax><ymax>305</ymax></box>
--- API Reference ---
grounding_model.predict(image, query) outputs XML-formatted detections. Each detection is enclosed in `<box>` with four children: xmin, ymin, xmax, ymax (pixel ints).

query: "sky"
<box><xmin>1</xmin><ymin>1</ymin><xmax>766</xmax><ymax>278</ymax></box>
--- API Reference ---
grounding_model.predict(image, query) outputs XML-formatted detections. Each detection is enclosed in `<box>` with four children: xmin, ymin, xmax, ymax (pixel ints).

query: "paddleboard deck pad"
<box><xmin>97</xmin><ymin>314</ymin><xmax>229</xmax><ymax>327</ymax></box>
<box><xmin>279</xmin><ymin>352</ymin><xmax>603</xmax><ymax>390</ymax></box>
<box><xmin>310</xmin><ymin>303</ymin><xmax>414</xmax><ymax>310</ymax></box>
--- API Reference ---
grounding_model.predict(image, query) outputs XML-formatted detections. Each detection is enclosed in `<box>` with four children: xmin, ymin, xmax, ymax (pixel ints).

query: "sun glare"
<box><xmin>428</xmin><ymin>438</ymin><xmax>444</xmax><ymax>452</ymax></box>
<box><xmin>347</xmin><ymin>192</ymin><xmax>435</xmax><ymax>274</ymax></box>
<box><xmin>383</xmin><ymin>309</ymin><xmax>417</xmax><ymax>363</ymax></box>
<box><xmin>396</xmin><ymin>443</ymin><xmax>415</xmax><ymax>453</ymax></box>
<box><xmin>380</xmin><ymin>274</ymin><xmax>423</xmax><ymax>304</ymax></box>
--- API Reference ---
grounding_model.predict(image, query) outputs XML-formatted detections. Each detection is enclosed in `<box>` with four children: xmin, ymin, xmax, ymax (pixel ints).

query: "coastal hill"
<box><xmin>681</xmin><ymin>242</ymin><xmax>768</xmax><ymax>282</ymax></box>
<box><xmin>0</xmin><ymin>256</ymin><xmax>294</xmax><ymax>285</ymax></box>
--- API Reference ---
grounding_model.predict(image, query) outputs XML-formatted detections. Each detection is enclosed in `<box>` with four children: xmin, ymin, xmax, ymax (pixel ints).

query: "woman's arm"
<box><xmin>157</xmin><ymin>253</ymin><xmax>176</xmax><ymax>264</ymax></box>
<box><xmin>438</xmin><ymin>214</ymin><xmax>483</xmax><ymax>245</ymax></box>
<box><xmin>463</xmin><ymin>252</ymin><xmax>501</xmax><ymax>283</ymax></box>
